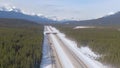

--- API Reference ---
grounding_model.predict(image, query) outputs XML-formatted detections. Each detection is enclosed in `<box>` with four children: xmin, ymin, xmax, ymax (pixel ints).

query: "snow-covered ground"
<box><xmin>74</xmin><ymin>26</ymin><xmax>95</xmax><ymax>29</ymax></box>
<box><xmin>40</xmin><ymin>27</ymin><xmax>53</xmax><ymax>68</ymax></box>
<box><xmin>51</xmin><ymin>26</ymin><xmax>109</xmax><ymax>68</ymax></box>
<box><xmin>79</xmin><ymin>46</ymin><xmax>101</xmax><ymax>60</ymax></box>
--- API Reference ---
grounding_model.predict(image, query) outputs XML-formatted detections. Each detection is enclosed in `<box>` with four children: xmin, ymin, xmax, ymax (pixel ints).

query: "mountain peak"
<box><xmin>0</xmin><ymin>6</ymin><xmax>20</xmax><ymax>12</ymax></box>
<box><xmin>0</xmin><ymin>7</ymin><xmax>57</xmax><ymax>23</ymax></box>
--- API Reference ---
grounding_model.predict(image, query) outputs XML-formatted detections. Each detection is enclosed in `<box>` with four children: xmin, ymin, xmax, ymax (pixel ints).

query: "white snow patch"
<box><xmin>107</xmin><ymin>12</ymin><xmax>115</xmax><ymax>15</ymax></box>
<box><xmin>40</xmin><ymin>27</ymin><xmax>53</xmax><ymax>68</ymax></box>
<box><xmin>79</xmin><ymin>46</ymin><xmax>101</xmax><ymax>60</ymax></box>
<box><xmin>74</xmin><ymin>26</ymin><xmax>95</xmax><ymax>29</ymax></box>
<box><xmin>40</xmin><ymin>35</ymin><xmax>53</xmax><ymax>68</ymax></box>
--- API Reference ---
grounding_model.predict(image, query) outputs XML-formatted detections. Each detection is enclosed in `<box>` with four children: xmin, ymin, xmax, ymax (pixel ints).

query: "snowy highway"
<box><xmin>40</xmin><ymin>26</ymin><xmax>107</xmax><ymax>68</ymax></box>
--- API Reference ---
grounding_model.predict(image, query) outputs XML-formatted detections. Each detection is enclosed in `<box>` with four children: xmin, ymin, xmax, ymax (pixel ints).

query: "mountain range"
<box><xmin>64</xmin><ymin>12</ymin><xmax>120</xmax><ymax>26</ymax></box>
<box><xmin>0</xmin><ymin>7</ymin><xmax>56</xmax><ymax>24</ymax></box>
<box><xmin>0</xmin><ymin>7</ymin><xmax>120</xmax><ymax>26</ymax></box>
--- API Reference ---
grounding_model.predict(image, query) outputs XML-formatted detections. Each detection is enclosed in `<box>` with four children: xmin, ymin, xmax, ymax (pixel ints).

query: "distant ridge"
<box><xmin>0</xmin><ymin>18</ymin><xmax>41</xmax><ymax>27</ymax></box>
<box><xmin>64</xmin><ymin>11</ymin><xmax>120</xmax><ymax>26</ymax></box>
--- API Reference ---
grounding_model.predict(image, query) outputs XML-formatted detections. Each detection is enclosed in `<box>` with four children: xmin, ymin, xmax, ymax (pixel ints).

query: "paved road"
<box><xmin>44</xmin><ymin>26</ymin><xmax>88</xmax><ymax>68</ymax></box>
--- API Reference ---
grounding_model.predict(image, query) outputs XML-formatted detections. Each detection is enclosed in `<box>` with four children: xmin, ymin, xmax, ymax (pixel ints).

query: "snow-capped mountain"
<box><xmin>0</xmin><ymin>7</ymin><xmax>57</xmax><ymax>24</ymax></box>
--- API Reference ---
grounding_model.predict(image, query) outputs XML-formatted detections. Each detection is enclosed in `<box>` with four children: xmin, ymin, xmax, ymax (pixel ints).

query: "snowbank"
<box><xmin>74</xmin><ymin>26</ymin><xmax>95</xmax><ymax>29</ymax></box>
<box><xmin>40</xmin><ymin>27</ymin><xmax>53</xmax><ymax>68</ymax></box>
<box><xmin>79</xmin><ymin>46</ymin><xmax>101</xmax><ymax>60</ymax></box>
<box><xmin>51</xmin><ymin>26</ymin><xmax>109</xmax><ymax>68</ymax></box>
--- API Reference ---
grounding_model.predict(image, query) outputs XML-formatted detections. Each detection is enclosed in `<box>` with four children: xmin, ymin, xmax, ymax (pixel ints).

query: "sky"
<box><xmin>0</xmin><ymin>0</ymin><xmax>120</xmax><ymax>20</ymax></box>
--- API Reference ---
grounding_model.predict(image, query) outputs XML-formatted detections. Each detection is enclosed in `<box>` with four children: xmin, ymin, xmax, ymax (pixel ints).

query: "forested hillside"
<box><xmin>0</xmin><ymin>18</ymin><xmax>40</xmax><ymax>27</ymax></box>
<box><xmin>0</xmin><ymin>18</ymin><xmax>44</xmax><ymax>68</ymax></box>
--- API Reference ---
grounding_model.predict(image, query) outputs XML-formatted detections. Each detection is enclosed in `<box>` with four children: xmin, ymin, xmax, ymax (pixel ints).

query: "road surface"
<box><xmin>41</xmin><ymin>26</ymin><xmax>88</xmax><ymax>68</ymax></box>
<box><xmin>41</xmin><ymin>26</ymin><xmax>105</xmax><ymax>68</ymax></box>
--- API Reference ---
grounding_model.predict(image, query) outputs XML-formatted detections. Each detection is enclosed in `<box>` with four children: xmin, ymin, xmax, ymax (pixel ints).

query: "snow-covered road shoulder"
<box><xmin>40</xmin><ymin>27</ymin><xmax>53</xmax><ymax>68</ymax></box>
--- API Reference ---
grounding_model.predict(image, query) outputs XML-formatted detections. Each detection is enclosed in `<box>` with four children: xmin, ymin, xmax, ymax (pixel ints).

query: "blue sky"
<box><xmin>0</xmin><ymin>0</ymin><xmax>120</xmax><ymax>20</ymax></box>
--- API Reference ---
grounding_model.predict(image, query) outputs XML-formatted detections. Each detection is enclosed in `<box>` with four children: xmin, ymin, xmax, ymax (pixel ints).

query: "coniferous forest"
<box><xmin>0</xmin><ymin>19</ymin><xmax>44</xmax><ymax>68</ymax></box>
